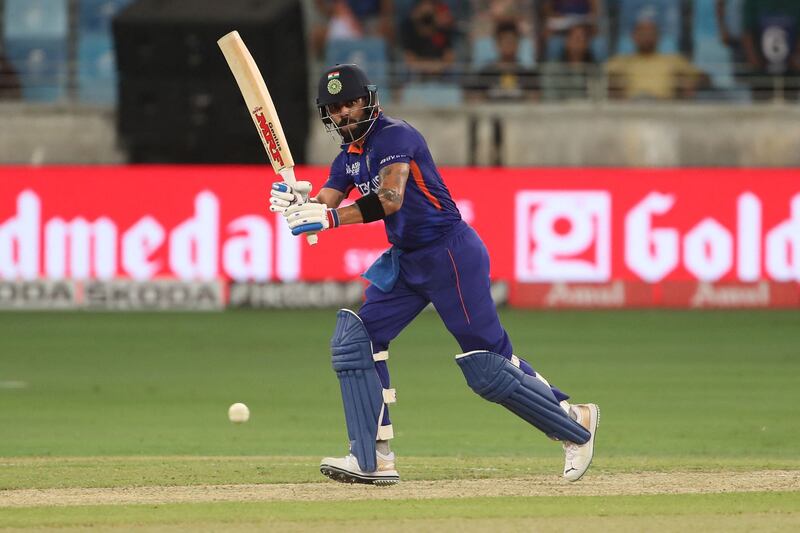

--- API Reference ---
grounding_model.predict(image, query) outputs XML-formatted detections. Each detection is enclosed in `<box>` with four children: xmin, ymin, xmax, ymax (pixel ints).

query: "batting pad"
<box><xmin>331</xmin><ymin>309</ymin><xmax>385</xmax><ymax>472</ymax></box>
<box><xmin>456</xmin><ymin>351</ymin><xmax>590</xmax><ymax>444</ymax></box>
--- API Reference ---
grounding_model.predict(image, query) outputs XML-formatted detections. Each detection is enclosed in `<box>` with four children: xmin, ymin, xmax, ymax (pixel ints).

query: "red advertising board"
<box><xmin>1</xmin><ymin>166</ymin><xmax>798</xmax><ymax>307</ymax></box>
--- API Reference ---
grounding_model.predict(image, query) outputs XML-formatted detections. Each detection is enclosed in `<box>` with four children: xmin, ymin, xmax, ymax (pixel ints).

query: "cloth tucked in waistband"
<box><xmin>362</xmin><ymin>246</ymin><xmax>404</xmax><ymax>293</ymax></box>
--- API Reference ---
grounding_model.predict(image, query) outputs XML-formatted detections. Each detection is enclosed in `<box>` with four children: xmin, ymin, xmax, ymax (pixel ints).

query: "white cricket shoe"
<box><xmin>562</xmin><ymin>403</ymin><xmax>600</xmax><ymax>482</ymax></box>
<box><xmin>320</xmin><ymin>451</ymin><xmax>400</xmax><ymax>485</ymax></box>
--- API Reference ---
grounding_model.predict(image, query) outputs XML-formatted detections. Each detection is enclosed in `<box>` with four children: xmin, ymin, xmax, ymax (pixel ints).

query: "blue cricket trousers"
<box><xmin>357</xmin><ymin>221</ymin><xmax>521</xmax><ymax>430</ymax></box>
<box><xmin>359</xmin><ymin>220</ymin><xmax>513</xmax><ymax>357</ymax></box>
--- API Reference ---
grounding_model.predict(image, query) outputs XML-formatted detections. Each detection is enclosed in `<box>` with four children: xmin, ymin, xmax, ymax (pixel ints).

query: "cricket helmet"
<box><xmin>316</xmin><ymin>63</ymin><xmax>380</xmax><ymax>144</ymax></box>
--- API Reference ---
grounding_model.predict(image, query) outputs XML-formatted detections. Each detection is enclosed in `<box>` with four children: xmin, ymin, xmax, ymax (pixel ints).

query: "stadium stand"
<box><xmin>2</xmin><ymin>0</ymin><xmax>786</xmax><ymax>106</ymax></box>
<box><xmin>401</xmin><ymin>80</ymin><xmax>463</xmax><ymax>106</ymax></box>
<box><xmin>543</xmin><ymin>0</ymin><xmax>610</xmax><ymax>62</ymax></box>
<box><xmin>691</xmin><ymin>0</ymin><xmax>748</xmax><ymax>101</ymax></box>
<box><xmin>325</xmin><ymin>36</ymin><xmax>391</xmax><ymax>102</ymax></box>
<box><xmin>472</xmin><ymin>35</ymin><xmax>536</xmax><ymax>68</ymax></box>
<box><xmin>3</xmin><ymin>0</ymin><xmax>69</xmax><ymax>101</ymax></box>
<box><xmin>76</xmin><ymin>0</ymin><xmax>132</xmax><ymax>103</ymax></box>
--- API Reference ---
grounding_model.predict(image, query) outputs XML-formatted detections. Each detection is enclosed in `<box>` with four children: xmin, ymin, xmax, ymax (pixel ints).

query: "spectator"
<box><xmin>466</xmin><ymin>21</ymin><xmax>539</xmax><ymax>101</ymax></box>
<box><xmin>471</xmin><ymin>0</ymin><xmax>535</xmax><ymax>40</ymax></box>
<box><xmin>401</xmin><ymin>0</ymin><xmax>456</xmax><ymax>80</ymax></box>
<box><xmin>740</xmin><ymin>0</ymin><xmax>800</xmax><ymax>101</ymax></box>
<box><xmin>716</xmin><ymin>0</ymin><xmax>745</xmax><ymax>54</ymax></box>
<box><xmin>310</xmin><ymin>0</ymin><xmax>395</xmax><ymax>59</ymax></box>
<box><xmin>0</xmin><ymin>49</ymin><xmax>22</xmax><ymax>100</ymax></box>
<box><xmin>541</xmin><ymin>24</ymin><xmax>595</xmax><ymax>100</ymax></box>
<box><xmin>605</xmin><ymin>18</ymin><xmax>708</xmax><ymax>100</ymax></box>
<box><xmin>538</xmin><ymin>0</ymin><xmax>600</xmax><ymax>60</ymax></box>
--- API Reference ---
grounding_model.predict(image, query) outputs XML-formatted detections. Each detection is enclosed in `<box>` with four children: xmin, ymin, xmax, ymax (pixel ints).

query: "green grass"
<box><xmin>1</xmin><ymin>310</ymin><xmax>798</xmax><ymax>459</ymax></box>
<box><xmin>1</xmin><ymin>310</ymin><xmax>798</xmax><ymax>530</ymax></box>
<box><xmin>3</xmin><ymin>455</ymin><xmax>799</xmax><ymax>490</ymax></box>
<box><xmin>3</xmin><ymin>493</ymin><xmax>799</xmax><ymax>530</ymax></box>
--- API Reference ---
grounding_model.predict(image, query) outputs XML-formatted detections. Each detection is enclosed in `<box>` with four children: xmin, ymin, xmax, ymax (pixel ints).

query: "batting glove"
<box><xmin>269</xmin><ymin>181</ymin><xmax>312</xmax><ymax>213</ymax></box>
<box><xmin>285</xmin><ymin>202</ymin><xmax>340</xmax><ymax>236</ymax></box>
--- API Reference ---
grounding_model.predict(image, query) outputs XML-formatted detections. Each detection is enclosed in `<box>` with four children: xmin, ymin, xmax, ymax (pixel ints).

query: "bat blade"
<box><xmin>218</xmin><ymin>30</ymin><xmax>317</xmax><ymax>245</ymax></box>
<box><xmin>217</xmin><ymin>30</ymin><xmax>294</xmax><ymax>176</ymax></box>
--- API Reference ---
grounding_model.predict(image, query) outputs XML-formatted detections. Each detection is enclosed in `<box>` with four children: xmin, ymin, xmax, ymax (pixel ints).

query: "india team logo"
<box><xmin>515</xmin><ymin>191</ymin><xmax>611</xmax><ymax>282</ymax></box>
<box><xmin>327</xmin><ymin>71</ymin><xmax>342</xmax><ymax>95</ymax></box>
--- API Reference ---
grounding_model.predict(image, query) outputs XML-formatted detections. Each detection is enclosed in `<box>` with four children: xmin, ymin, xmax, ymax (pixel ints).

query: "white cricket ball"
<box><xmin>228</xmin><ymin>402</ymin><xmax>250</xmax><ymax>423</ymax></box>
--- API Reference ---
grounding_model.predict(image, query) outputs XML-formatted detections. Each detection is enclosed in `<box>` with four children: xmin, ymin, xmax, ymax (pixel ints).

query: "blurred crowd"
<box><xmin>1</xmin><ymin>0</ymin><xmax>800</xmax><ymax>104</ymax></box>
<box><xmin>310</xmin><ymin>0</ymin><xmax>800</xmax><ymax>103</ymax></box>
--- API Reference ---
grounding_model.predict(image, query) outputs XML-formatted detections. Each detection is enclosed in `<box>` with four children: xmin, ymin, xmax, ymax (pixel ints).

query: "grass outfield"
<box><xmin>1</xmin><ymin>309</ymin><xmax>799</xmax><ymax>530</ymax></box>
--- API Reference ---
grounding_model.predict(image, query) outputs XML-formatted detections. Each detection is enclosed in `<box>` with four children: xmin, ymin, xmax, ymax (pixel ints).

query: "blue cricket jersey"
<box><xmin>323</xmin><ymin>113</ymin><xmax>462</xmax><ymax>250</ymax></box>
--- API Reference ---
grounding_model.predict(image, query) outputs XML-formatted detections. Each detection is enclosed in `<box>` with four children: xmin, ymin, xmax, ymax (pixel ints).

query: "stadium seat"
<box><xmin>75</xmin><ymin>1</ymin><xmax>132</xmax><ymax>104</ymax></box>
<box><xmin>77</xmin><ymin>33</ymin><xmax>118</xmax><ymax>104</ymax></box>
<box><xmin>692</xmin><ymin>0</ymin><xmax>733</xmax><ymax>88</ymax></box>
<box><xmin>3</xmin><ymin>0</ymin><xmax>68</xmax><ymax>38</ymax></box>
<box><xmin>78</xmin><ymin>0</ymin><xmax>134</xmax><ymax>33</ymax></box>
<box><xmin>400</xmin><ymin>81</ymin><xmax>462</xmax><ymax>106</ymax></box>
<box><xmin>691</xmin><ymin>0</ymin><xmax>750</xmax><ymax>101</ymax></box>
<box><xmin>3</xmin><ymin>0</ymin><xmax>68</xmax><ymax>39</ymax></box>
<box><xmin>3</xmin><ymin>37</ymin><xmax>67</xmax><ymax>101</ymax></box>
<box><xmin>325</xmin><ymin>37</ymin><xmax>390</xmax><ymax>101</ymax></box>
<box><xmin>615</xmin><ymin>0</ymin><xmax>680</xmax><ymax>55</ymax></box>
<box><xmin>472</xmin><ymin>36</ymin><xmax>536</xmax><ymax>68</ymax></box>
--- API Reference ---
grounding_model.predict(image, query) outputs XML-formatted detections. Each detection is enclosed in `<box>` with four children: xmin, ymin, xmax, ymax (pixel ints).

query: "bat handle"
<box><xmin>278</xmin><ymin>168</ymin><xmax>318</xmax><ymax>245</ymax></box>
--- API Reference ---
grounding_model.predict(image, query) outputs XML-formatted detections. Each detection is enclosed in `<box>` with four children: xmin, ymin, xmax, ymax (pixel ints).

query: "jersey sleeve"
<box><xmin>372</xmin><ymin>123</ymin><xmax>419</xmax><ymax>173</ymax></box>
<box><xmin>322</xmin><ymin>152</ymin><xmax>354</xmax><ymax>195</ymax></box>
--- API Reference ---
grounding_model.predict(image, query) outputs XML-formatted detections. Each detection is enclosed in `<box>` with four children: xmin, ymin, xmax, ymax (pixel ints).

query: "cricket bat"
<box><xmin>217</xmin><ymin>30</ymin><xmax>317</xmax><ymax>245</ymax></box>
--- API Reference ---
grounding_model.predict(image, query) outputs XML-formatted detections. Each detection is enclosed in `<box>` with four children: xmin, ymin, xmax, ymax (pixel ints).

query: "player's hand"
<box><xmin>285</xmin><ymin>202</ymin><xmax>340</xmax><ymax>236</ymax></box>
<box><xmin>269</xmin><ymin>181</ymin><xmax>312</xmax><ymax>213</ymax></box>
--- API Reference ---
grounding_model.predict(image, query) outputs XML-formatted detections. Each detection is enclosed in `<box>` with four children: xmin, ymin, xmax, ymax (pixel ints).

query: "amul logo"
<box><xmin>515</xmin><ymin>191</ymin><xmax>611</xmax><ymax>282</ymax></box>
<box><xmin>253</xmin><ymin>108</ymin><xmax>285</xmax><ymax>167</ymax></box>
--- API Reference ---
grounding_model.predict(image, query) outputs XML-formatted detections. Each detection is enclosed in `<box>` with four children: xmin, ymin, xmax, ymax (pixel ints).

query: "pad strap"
<box><xmin>377</xmin><ymin>423</ymin><xmax>394</xmax><ymax>440</ymax></box>
<box><xmin>374</xmin><ymin>350</ymin><xmax>395</xmax><ymax>438</ymax></box>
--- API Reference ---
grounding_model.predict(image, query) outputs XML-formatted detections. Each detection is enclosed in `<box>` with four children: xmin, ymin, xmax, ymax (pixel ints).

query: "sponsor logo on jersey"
<box><xmin>379</xmin><ymin>154</ymin><xmax>405</xmax><ymax>165</ymax></box>
<box><xmin>345</xmin><ymin>161</ymin><xmax>360</xmax><ymax>176</ymax></box>
<box><xmin>356</xmin><ymin>176</ymin><xmax>381</xmax><ymax>195</ymax></box>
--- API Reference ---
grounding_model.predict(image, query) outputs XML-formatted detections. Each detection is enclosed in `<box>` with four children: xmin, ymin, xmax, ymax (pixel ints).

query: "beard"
<box><xmin>339</xmin><ymin>117</ymin><xmax>371</xmax><ymax>143</ymax></box>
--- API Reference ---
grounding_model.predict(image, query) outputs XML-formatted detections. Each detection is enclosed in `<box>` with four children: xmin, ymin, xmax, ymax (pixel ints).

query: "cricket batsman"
<box><xmin>269</xmin><ymin>64</ymin><xmax>599</xmax><ymax>485</ymax></box>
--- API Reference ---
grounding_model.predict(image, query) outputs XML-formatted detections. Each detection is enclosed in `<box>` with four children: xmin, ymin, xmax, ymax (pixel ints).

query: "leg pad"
<box><xmin>456</xmin><ymin>350</ymin><xmax>590</xmax><ymax>444</ymax></box>
<box><xmin>331</xmin><ymin>309</ymin><xmax>384</xmax><ymax>472</ymax></box>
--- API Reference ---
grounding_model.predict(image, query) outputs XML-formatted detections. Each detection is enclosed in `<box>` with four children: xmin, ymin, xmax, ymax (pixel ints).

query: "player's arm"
<box><xmin>315</xmin><ymin>187</ymin><xmax>346</xmax><ymax>208</ymax></box>
<box><xmin>336</xmin><ymin>162</ymin><xmax>409</xmax><ymax>224</ymax></box>
<box><xmin>284</xmin><ymin>162</ymin><xmax>410</xmax><ymax>235</ymax></box>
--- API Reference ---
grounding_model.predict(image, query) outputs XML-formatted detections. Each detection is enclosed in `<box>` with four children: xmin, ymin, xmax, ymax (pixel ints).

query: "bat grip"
<box><xmin>294</xmin><ymin>194</ymin><xmax>317</xmax><ymax>246</ymax></box>
<box><xmin>278</xmin><ymin>168</ymin><xmax>318</xmax><ymax>246</ymax></box>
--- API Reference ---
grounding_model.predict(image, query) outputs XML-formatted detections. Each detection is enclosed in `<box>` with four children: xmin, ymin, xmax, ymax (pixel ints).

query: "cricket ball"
<box><xmin>228</xmin><ymin>402</ymin><xmax>250</xmax><ymax>423</ymax></box>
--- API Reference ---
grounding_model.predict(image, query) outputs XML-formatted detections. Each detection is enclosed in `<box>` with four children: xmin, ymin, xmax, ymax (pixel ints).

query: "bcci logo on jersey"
<box><xmin>515</xmin><ymin>191</ymin><xmax>611</xmax><ymax>282</ymax></box>
<box><xmin>345</xmin><ymin>162</ymin><xmax>360</xmax><ymax>176</ymax></box>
